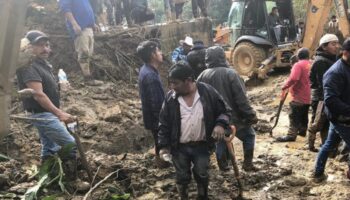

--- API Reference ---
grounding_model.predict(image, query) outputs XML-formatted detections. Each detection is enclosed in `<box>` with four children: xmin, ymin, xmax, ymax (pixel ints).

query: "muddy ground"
<box><xmin>1</xmin><ymin>1</ymin><xmax>350</xmax><ymax>199</ymax></box>
<box><xmin>3</xmin><ymin>71</ymin><xmax>350</xmax><ymax>200</ymax></box>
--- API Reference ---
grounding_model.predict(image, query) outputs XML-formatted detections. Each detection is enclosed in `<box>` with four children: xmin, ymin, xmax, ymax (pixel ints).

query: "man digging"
<box><xmin>16</xmin><ymin>30</ymin><xmax>88</xmax><ymax>190</ymax></box>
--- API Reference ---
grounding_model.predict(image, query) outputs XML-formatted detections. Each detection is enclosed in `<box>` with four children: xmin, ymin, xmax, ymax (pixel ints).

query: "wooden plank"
<box><xmin>0</xmin><ymin>0</ymin><xmax>28</xmax><ymax>139</ymax></box>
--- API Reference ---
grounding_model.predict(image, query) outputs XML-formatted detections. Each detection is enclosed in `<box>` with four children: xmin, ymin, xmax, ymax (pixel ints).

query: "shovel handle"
<box><xmin>66</xmin><ymin>120</ymin><xmax>94</xmax><ymax>182</ymax></box>
<box><xmin>224</xmin><ymin>125</ymin><xmax>236</xmax><ymax>142</ymax></box>
<box><xmin>224</xmin><ymin>125</ymin><xmax>244</xmax><ymax>197</ymax></box>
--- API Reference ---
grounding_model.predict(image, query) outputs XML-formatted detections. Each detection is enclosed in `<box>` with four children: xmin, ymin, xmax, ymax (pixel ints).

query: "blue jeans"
<box><xmin>315</xmin><ymin>122</ymin><xmax>350</xmax><ymax>174</ymax></box>
<box><xmin>216</xmin><ymin>126</ymin><xmax>256</xmax><ymax>160</ymax></box>
<box><xmin>31</xmin><ymin>112</ymin><xmax>76</xmax><ymax>159</ymax></box>
<box><xmin>172</xmin><ymin>143</ymin><xmax>210</xmax><ymax>185</ymax></box>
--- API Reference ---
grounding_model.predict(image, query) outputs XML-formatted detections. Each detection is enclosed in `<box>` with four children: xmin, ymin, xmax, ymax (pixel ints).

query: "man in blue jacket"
<box><xmin>137</xmin><ymin>40</ymin><xmax>168</xmax><ymax>168</ymax></box>
<box><xmin>59</xmin><ymin>0</ymin><xmax>98</xmax><ymax>80</ymax></box>
<box><xmin>312</xmin><ymin>38</ymin><xmax>350</xmax><ymax>182</ymax></box>
<box><xmin>171</xmin><ymin>36</ymin><xmax>193</xmax><ymax>64</ymax></box>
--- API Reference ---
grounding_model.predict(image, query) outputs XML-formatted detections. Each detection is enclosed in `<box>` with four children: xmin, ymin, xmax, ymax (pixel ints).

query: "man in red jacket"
<box><xmin>276</xmin><ymin>48</ymin><xmax>311</xmax><ymax>142</ymax></box>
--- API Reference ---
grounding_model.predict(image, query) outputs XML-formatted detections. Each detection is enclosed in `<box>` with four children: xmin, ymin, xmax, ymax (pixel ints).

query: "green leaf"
<box><xmin>110</xmin><ymin>193</ymin><xmax>130</xmax><ymax>200</ymax></box>
<box><xmin>57</xmin><ymin>143</ymin><xmax>75</xmax><ymax>159</ymax></box>
<box><xmin>24</xmin><ymin>174</ymin><xmax>49</xmax><ymax>200</ymax></box>
<box><xmin>42</xmin><ymin>195</ymin><xmax>57</xmax><ymax>200</ymax></box>
<box><xmin>38</xmin><ymin>156</ymin><xmax>57</xmax><ymax>179</ymax></box>
<box><xmin>0</xmin><ymin>153</ymin><xmax>11</xmax><ymax>161</ymax></box>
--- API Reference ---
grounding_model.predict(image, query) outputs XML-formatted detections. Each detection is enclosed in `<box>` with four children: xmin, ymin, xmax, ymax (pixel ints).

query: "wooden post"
<box><xmin>0</xmin><ymin>0</ymin><xmax>28</xmax><ymax>139</ymax></box>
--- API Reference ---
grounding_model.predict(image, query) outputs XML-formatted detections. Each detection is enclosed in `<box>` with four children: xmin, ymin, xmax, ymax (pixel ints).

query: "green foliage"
<box><xmin>109</xmin><ymin>193</ymin><xmax>131</xmax><ymax>200</ymax></box>
<box><xmin>149</xmin><ymin>0</ymin><xmax>166</xmax><ymax>23</ymax></box>
<box><xmin>293</xmin><ymin>0</ymin><xmax>308</xmax><ymax>22</ymax></box>
<box><xmin>207</xmin><ymin>0</ymin><xmax>232</xmax><ymax>25</ymax></box>
<box><xmin>24</xmin><ymin>143</ymin><xmax>75</xmax><ymax>200</ymax></box>
<box><xmin>42</xmin><ymin>195</ymin><xmax>58</xmax><ymax>200</ymax></box>
<box><xmin>0</xmin><ymin>153</ymin><xmax>11</xmax><ymax>162</ymax></box>
<box><xmin>24</xmin><ymin>174</ymin><xmax>50</xmax><ymax>200</ymax></box>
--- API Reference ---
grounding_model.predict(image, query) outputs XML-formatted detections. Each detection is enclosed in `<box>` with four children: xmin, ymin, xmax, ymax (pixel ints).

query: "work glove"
<box><xmin>212</xmin><ymin>125</ymin><xmax>225</xmax><ymax>141</ymax></box>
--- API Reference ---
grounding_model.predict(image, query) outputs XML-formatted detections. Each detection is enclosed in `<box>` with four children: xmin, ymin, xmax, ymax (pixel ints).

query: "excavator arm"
<box><xmin>303</xmin><ymin>0</ymin><xmax>350</xmax><ymax>55</ymax></box>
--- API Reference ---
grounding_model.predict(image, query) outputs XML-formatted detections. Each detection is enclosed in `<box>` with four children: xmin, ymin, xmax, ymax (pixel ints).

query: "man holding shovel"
<box><xmin>197</xmin><ymin>46</ymin><xmax>258</xmax><ymax>171</ymax></box>
<box><xmin>16</xmin><ymin>30</ymin><xmax>78</xmax><ymax>180</ymax></box>
<box><xmin>276</xmin><ymin>48</ymin><xmax>311</xmax><ymax>142</ymax></box>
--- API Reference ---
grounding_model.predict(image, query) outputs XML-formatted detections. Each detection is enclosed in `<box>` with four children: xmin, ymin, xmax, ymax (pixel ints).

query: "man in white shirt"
<box><xmin>158</xmin><ymin>62</ymin><xmax>231</xmax><ymax>200</ymax></box>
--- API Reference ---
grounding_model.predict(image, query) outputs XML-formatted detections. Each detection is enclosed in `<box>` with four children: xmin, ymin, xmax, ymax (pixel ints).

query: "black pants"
<box><xmin>151</xmin><ymin>129</ymin><xmax>160</xmax><ymax>156</ymax></box>
<box><xmin>287</xmin><ymin>101</ymin><xmax>310</xmax><ymax>137</ymax></box>
<box><xmin>308</xmin><ymin>100</ymin><xmax>329</xmax><ymax>146</ymax></box>
<box><xmin>310</xmin><ymin>100</ymin><xmax>318</xmax><ymax>123</ymax></box>
<box><xmin>192</xmin><ymin>0</ymin><xmax>207</xmax><ymax>18</ymax></box>
<box><xmin>172</xmin><ymin>143</ymin><xmax>210</xmax><ymax>186</ymax></box>
<box><xmin>175</xmin><ymin>3</ymin><xmax>185</xmax><ymax>18</ymax></box>
<box><xmin>131</xmin><ymin>7</ymin><xmax>155</xmax><ymax>24</ymax></box>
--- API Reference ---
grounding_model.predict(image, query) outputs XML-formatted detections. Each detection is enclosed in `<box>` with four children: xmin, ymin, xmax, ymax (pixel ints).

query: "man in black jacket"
<box><xmin>197</xmin><ymin>46</ymin><xmax>258</xmax><ymax>171</ymax></box>
<box><xmin>130</xmin><ymin>0</ymin><xmax>155</xmax><ymax>25</ymax></box>
<box><xmin>308</xmin><ymin>34</ymin><xmax>339</xmax><ymax>152</ymax></box>
<box><xmin>158</xmin><ymin>62</ymin><xmax>231</xmax><ymax>200</ymax></box>
<box><xmin>187</xmin><ymin>40</ymin><xmax>206</xmax><ymax>79</ymax></box>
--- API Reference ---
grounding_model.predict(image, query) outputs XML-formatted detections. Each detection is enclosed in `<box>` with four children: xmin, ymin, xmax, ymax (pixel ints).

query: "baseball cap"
<box><xmin>183</xmin><ymin>36</ymin><xmax>193</xmax><ymax>46</ymax></box>
<box><xmin>342</xmin><ymin>38</ymin><xmax>350</xmax><ymax>51</ymax></box>
<box><xmin>319</xmin><ymin>34</ymin><xmax>339</xmax><ymax>46</ymax></box>
<box><xmin>25</xmin><ymin>30</ymin><xmax>49</xmax><ymax>45</ymax></box>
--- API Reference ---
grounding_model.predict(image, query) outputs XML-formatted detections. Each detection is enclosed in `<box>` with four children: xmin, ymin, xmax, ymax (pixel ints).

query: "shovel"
<box><xmin>269</xmin><ymin>90</ymin><xmax>289</xmax><ymax>137</ymax></box>
<box><xmin>66</xmin><ymin>120</ymin><xmax>93</xmax><ymax>182</ymax></box>
<box><xmin>224</xmin><ymin>125</ymin><xmax>244</xmax><ymax>199</ymax></box>
<box><xmin>15</xmin><ymin>89</ymin><xmax>93</xmax><ymax>181</ymax></box>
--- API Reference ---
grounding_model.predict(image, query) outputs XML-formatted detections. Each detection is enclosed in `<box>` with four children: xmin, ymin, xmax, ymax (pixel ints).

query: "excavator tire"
<box><xmin>231</xmin><ymin>42</ymin><xmax>266</xmax><ymax>76</ymax></box>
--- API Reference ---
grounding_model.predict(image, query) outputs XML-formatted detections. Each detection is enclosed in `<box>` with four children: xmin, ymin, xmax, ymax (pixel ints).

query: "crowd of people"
<box><xmin>137</xmin><ymin>32</ymin><xmax>350</xmax><ymax>198</ymax></box>
<box><xmin>87</xmin><ymin>0</ymin><xmax>208</xmax><ymax>29</ymax></box>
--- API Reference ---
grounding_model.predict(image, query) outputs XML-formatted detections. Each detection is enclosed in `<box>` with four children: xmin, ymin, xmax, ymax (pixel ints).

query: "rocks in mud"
<box><xmin>280</xmin><ymin>167</ymin><xmax>293</xmax><ymax>176</ymax></box>
<box><xmin>8</xmin><ymin>182</ymin><xmax>35</xmax><ymax>194</ymax></box>
<box><xmin>283</xmin><ymin>176</ymin><xmax>307</xmax><ymax>187</ymax></box>
<box><xmin>103</xmin><ymin>105</ymin><xmax>122</xmax><ymax>122</ymax></box>
<box><xmin>0</xmin><ymin>174</ymin><xmax>10</xmax><ymax>188</ymax></box>
<box><xmin>253</xmin><ymin>119</ymin><xmax>273</xmax><ymax>134</ymax></box>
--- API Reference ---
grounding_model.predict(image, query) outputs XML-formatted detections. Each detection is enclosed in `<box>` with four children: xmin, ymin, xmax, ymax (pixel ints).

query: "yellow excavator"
<box><xmin>303</xmin><ymin>0</ymin><xmax>350</xmax><ymax>54</ymax></box>
<box><xmin>215</xmin><ymin>0</ymin><xmax>350</xmax><ymax>79</ymax></box>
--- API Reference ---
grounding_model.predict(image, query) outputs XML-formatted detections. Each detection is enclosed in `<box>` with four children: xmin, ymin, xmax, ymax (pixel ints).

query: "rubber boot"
<box><xmin>196</xmin><ymin>182</ymin><xmax>208</xmax><ymax>200</ymax></box>
<box><xmin>242</xmin><ymin>149</ymin><xmax>258</xmax><ymax>171</ymax></box>
<box><xmin>63</xmin><ymin>158</ymin><xmax>77</xmax><ymax>182</ymax></box>
<box><xmin>308</xmin><ymin>130</ymin><xmax>318</xmax><ymax>152</ymax></box>
<box><xmin>217</xmin><ymin>152</ymin><xmax>230</xmax><ymax>171</ymax></box>
<box><xmin>166</xmin><ymin>10</ymin><xmax>173</xmax><ymax>22</ymax></box>
<box><xmin>79</xmin><ymin>62</ymin><xmax>91</xmax><ymax>78</ymax></box>
<box><xmin>176</xmin><ymin>184</ymin><xmax>189</xmax><ymax>200</ymax></box>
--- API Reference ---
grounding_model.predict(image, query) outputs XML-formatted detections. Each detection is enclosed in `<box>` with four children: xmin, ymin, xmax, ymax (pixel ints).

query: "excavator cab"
<box><xmin>220</xmin><ymin>0</ymin><xmax>298</xmax><ymax>77</ymax></box>
<box><xmin>228</xmin><ymin>0</ymin><xmax>296</xmax><ymax>45</ymax></box>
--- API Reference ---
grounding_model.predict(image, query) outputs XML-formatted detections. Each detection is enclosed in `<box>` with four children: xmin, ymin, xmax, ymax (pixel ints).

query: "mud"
<box><xmin>1</xmin><ymin>1</ymin><xmax>350</xmax><ymax>200</ymax></box>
